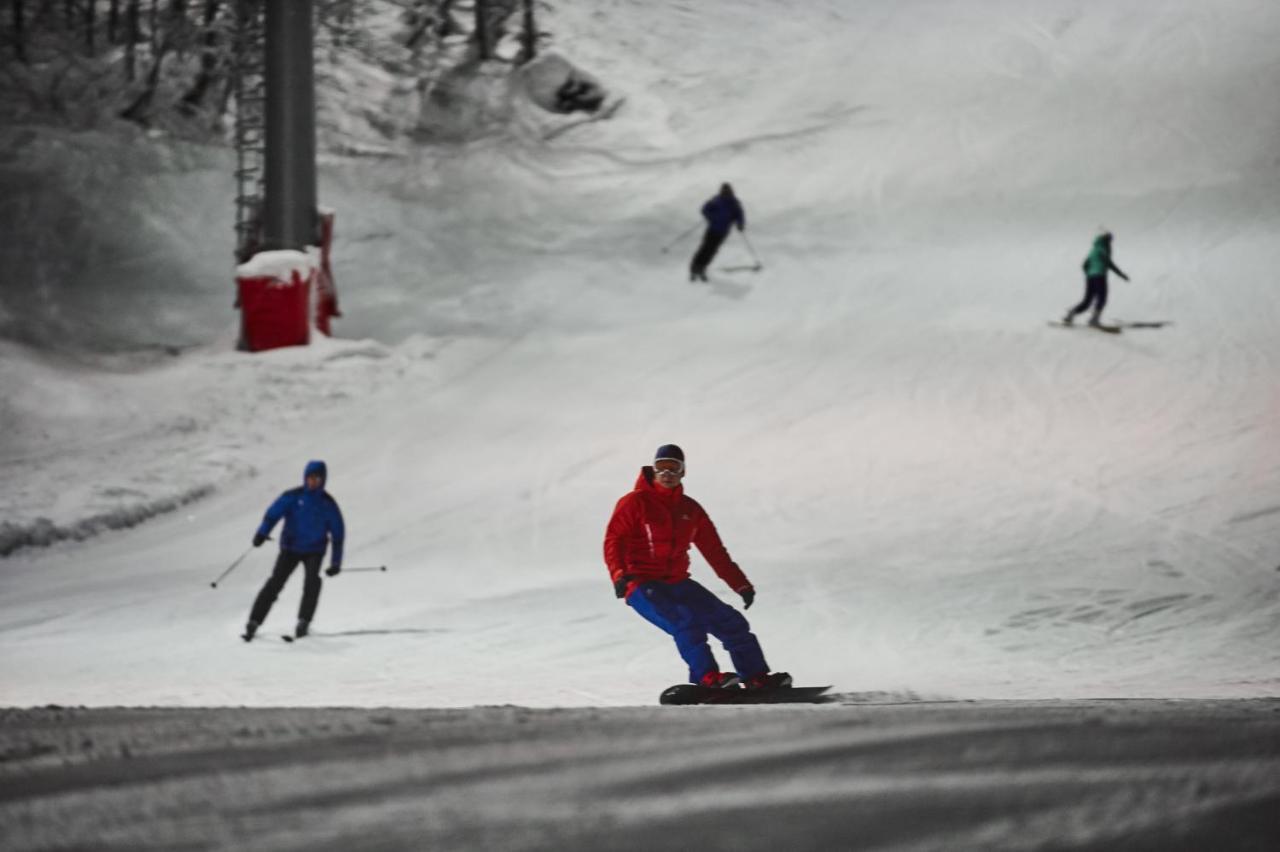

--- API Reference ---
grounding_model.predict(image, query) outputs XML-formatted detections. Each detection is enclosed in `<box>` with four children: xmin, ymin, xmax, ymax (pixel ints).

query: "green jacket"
<box><xmin>1082</xmin><ymin>236</ymin><xmax>1126</xmax><ymax>279</ymax></box>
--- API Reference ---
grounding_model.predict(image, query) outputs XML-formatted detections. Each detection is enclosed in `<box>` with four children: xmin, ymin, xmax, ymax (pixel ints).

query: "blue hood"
<box><xmin>303</xmin><ymin>460</ymin><xmax>327</xmax><ymax>487</ymax></box>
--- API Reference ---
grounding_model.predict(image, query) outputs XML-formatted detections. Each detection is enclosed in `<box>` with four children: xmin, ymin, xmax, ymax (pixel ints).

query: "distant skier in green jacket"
<box><xmin>1064</xmin><ymin>229</ymin><xmax>1130</xmax><ymax>326</ymax></box>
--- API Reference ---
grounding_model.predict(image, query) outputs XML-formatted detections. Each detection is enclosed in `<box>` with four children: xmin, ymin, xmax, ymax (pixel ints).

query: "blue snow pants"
<box><xmin>626</xmin><ymin>578</ymin><xmax>768</xmax><ymax>683</ymax></box>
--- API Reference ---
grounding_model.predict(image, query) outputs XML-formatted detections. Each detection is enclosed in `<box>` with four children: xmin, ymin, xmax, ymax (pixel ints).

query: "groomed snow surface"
<box><xmin>2</xmin><ymin>702</ymin><xmax>1278</xmax><ymax>851</ymax></box>
<box><xmin>2</xmin><ymin>0</ymin><xmax>1280</xmax><ymax>845</ymax></box>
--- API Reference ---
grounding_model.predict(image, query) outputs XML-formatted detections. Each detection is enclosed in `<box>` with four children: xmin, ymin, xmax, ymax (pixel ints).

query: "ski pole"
<box><xmin>209</xmin><ymin>542</ymin><xmax>263</xmax><ymax>588</ymax></box>
<box><xmin>660</xmin><ymin>221</ymin><xmax>701</xmax><ymax>254</ymax></box>
<box><xmin>342</xmin><ymin>565</ymin><xmax>388</xmax><ymax>573</ymax></box>
<box><xmin>739</xmin><ymin>231</ymin><xmax>764</xmax><ymax>271</ymax></box>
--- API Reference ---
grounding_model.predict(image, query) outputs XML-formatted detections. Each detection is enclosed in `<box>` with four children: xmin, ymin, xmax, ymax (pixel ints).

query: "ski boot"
<box><xmin>744</xmin><ymin>672</ymin><xmax>793</xmax><ymax>691</ymax></box>
<box><xmin>295</xmin><ymin>620</ymin><xmax>310</xmax><ymax>639</ymax></box>
<box><xmin>699</xmin><ymin>671</ymin><xmax>741</xmax><ymax>689</ymax></box>
<box><xmin>241</xmin><ymin>621</ymin><xmax>260</xmax><ymax>642</ymax></box>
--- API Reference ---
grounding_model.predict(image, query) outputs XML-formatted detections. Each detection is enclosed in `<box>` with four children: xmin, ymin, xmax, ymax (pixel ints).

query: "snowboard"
<box><xmin>1048</xmin><ymin>320</ymin><xmax>1121</xmax><ymax>334</ymax></box>
<box><xmin>240</xmin><ymin>632</ymin><xmax>303</xmax><ymax>643</ymax></box>
<box><xmin>659</xmin><ymin>684</ymin><xmax>832</xmax><ymax>706</ymax></box>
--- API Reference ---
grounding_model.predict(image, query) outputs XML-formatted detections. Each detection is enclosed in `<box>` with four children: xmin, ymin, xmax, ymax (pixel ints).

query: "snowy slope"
<box><xmin>1</xmin><ymin>0</ymin><xmax>1279</xmax><ymax>707</ymax></box>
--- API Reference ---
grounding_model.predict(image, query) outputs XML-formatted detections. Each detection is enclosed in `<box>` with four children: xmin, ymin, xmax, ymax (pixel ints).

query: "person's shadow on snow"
<box><xmin>315</xmin><ymin>628</ymin><xmax>451</xmax><ymax>638</ymax></box>
<box><xmin>705</xmin><ymin>277</ymin><xmax>752</xmax><ymax>300</ymax></box>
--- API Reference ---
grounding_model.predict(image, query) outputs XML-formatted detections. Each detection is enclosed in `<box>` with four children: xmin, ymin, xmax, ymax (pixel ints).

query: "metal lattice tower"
<box><xmin>232</xmin><ymin>0</ymin><xmax>265</xmax><ymax>263</ymax></box>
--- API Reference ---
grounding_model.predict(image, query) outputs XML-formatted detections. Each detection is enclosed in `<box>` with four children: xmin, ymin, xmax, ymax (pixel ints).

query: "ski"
<box><xmin>659</xmin><ymin>684</ymin><xmax>832</xmax><ymax>706</ymax></box>
<box><xmin>1048</xmin><ymin>321</ymin><xmax>1121</xmax><ymax>334</ymax></box>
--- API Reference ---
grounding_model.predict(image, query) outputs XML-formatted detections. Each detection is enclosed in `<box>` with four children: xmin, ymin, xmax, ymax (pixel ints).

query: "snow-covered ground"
<box><xmin>2</xmin><ymin>0</ymin><xmax>1279</xmax><ymax>708</ymax></box>
<box><xmin>4</xmin><ymin>702</ymin><xmax>1279</xmax><ymax>851</ymax></box>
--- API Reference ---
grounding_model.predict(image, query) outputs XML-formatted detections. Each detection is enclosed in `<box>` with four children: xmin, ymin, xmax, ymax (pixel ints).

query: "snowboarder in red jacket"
<box><xmin>604</xmin><ymin>444</ymin><xmax>791</xmax><ymax>690</ymax></box>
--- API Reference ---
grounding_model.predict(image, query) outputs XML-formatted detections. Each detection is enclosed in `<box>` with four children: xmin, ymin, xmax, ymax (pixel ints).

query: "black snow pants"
<box><xmin>690</xmin><ymin>228</ymin><xmax>730</xmax><ymax>278</ymax></box>
<box><xmin>249</xmin><ymin>551</ymin><xmax>324</xmax><ymax>626</ymax></box>
<box><xmin>1068</xmin><ymin>275</ymin><xmax>1109</xmax><ymax>319</ymax></box>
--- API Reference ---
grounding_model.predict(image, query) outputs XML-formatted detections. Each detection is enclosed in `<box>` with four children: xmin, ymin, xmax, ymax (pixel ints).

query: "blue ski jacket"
<box><xmin>257</xmin><ymin>460</ymin><xmax>345</xmax><ymax>564</ymax></box>
<box><xmin>701</xmin><ymin>194</ymin><xmax>745</xmax><ymax>235</ymax></box>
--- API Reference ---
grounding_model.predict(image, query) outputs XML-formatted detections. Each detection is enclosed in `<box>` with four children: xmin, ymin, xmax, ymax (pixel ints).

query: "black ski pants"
<box><xmin>690</xmin><ymin>228</ymin><xmax>730</xmax><ymax>277</ymax></box>
<box><xmin>1068</xmin><ymin>275</ymin><xmax>1108</xmax><ymax>318</ymax></box>
<box><xmin>249</xmin><ymin>550</ymin><xmax>324</xmax><ymax>626</ymax></box>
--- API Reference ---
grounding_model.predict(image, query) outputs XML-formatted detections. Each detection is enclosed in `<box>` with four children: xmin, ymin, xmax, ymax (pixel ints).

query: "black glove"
<box><xmin>325</xmin><ymin>565</ymin><xmax>341</xmax><ymax>577</ymax></box>
<box><xmin>252</xmin><ymin>533</ymin><xmax>266</xmax><ymax>547</ymax></box>
<box><xmin>740</xmin><ymin>588</ymin><xmax>755</xmax><ymax>609</ymax></box>
<box><xmin>613</xmin><ymin>576</ymin><xmax>632</xmax><ymax>598</ymax></box>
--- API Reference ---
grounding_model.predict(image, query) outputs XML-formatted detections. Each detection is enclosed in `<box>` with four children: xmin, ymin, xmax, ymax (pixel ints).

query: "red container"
<box><xmin>236</xmin><ymin>251</ymin><xmax>313</xmax><ymax>352</ymax></box>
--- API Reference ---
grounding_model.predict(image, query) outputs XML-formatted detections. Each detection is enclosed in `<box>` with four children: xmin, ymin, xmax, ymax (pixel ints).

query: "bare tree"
<box><xmin>85</xmin><ymin>0</ymin><xmax>95</xmax><ymax>53</ymax></box>
<box><xmin>108</xmin><ymin>0</ymin><xmax>118</xmax><ymax>42</ymax></box>
<box><xmin>405</xmin><ymin>0</ymin><xmax>462</xmax><ymax>50</ymax></box>
<box><xmin>403</xmin><ymin>3</ymin><xmax>432</xmax><ymax>50</ymax></box>
<box><xmin>168</xmin><ymin>0</ymin><xmax>190</xmax><ymax>59</ymax></box>
<box><xmin>518</xmin><ymin>0</ymin><xmax>535</xmax><ymax>64</ymax></box>
<box><xmin>318</xmin><ymin>0</ymin><xmax>357</xmax><ymax>50</ymax></box>
<box><xmin>178</xmin><ymin>0</ymin><xmax>222</xmax><ymax>113</ymax></box>
<box><xmin>439</xmin><ymin>0</ymin><xmax>459</xmax><ymax>36</ymax></box>
<box><xmin>12</xmin><ymin>0</ymin><xmax>28</xmax><ymax>62</ymax></box>
<box><xmin>124</xmin><ymin>0</ymin><xmax>138</xmax><ymax>80</ymax></box>
<box><xmin>121</xmin><ymin>15</ymin><xmax>170</xmax><ymax>122</ymax></box>
<box><xmin>473</xmin><ymin>0</ymin><xmax>490</xmax><ymax>60</ymax></box>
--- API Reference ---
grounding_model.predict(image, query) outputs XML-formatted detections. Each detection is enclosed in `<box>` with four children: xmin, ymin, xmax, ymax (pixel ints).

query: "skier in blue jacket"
<box><xmin>689</xmin><ymin>183</ymin><xmax>745</xmax><ymax>282</ymax></box>
<box><xmin>242</xmin><ymin>460</ymin><xmax>345</xmax><ymax>641</ymax></box>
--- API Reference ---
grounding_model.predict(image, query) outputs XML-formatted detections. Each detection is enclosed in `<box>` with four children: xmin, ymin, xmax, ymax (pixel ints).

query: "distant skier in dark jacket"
<box><xmin>1064</xmin><ymin>229</ymin><xmax>1130</xmax><ymax>326</ymax></box>
<box><xmin>603</xmin><ymin>443</ymin><xmax>791</xmax><ymax>691</ymax></box>
<box><xmin>689</xmin><ymin>183</ymin><xmax>745</xmax><ymax>282</ymax></box>
<box><xmin>242</xmin><ymin>460</ymin><xmax>345</xmax><ymax>641</ymax></box>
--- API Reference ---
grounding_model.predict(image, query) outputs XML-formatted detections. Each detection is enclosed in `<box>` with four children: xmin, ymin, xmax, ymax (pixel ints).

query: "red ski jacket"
<box><xmin>603</xmin><ymin>467</ymin><xmax>752</xmax><ymax>599</ymax></box>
